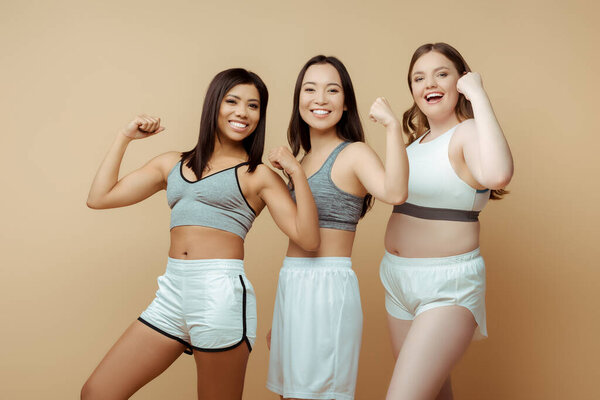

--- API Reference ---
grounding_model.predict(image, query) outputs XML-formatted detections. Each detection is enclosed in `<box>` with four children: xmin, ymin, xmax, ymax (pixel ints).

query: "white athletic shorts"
<box><xmin>267</xmin><ymin>257</ymin><xmax>363</xmax><ymax>400</ymax></box>
<box><xmin>139</xmin><ymin>257</ymin><xmax>256</xmax><ymax>354</ymax></box>
<box><xmin>380</xmin><ymin>248</ymin><xmax>487</xmax><ymax>340</ymax></box>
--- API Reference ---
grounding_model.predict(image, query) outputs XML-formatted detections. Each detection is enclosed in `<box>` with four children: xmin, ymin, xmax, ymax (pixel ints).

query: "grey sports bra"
<box><xmin>167</xmin><ymin>160</ymin><xmax>256</xmax><ymax>239</ymax></box>
<box><xmin>291</xmin><ymin>142</ymin><xmax>364</xmax><ymax>232</ymax></box>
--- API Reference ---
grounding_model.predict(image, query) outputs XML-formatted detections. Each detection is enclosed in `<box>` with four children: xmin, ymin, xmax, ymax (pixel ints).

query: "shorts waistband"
<box><xmin>282</xmin><ymin>256</ymin><xmax>352</xmax><ymax>270</ymax></box>
<box><xmin>383</xmin><ymin>248</ymin><xmax>481</xmax><ymax>267</ymax></box>
<box><xmin>166</xmin><ymin>257</ymin><xmax>245</xmax><ymax>275</ymax></box>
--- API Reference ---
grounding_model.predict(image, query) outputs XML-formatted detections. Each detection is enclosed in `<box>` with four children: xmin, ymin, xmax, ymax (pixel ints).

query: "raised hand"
<box><xmin>121</xmin><ymin>115</ymin><xmax>165</xmax><ymax>140</ymax></box>
<box><xmin>456</xmin><ymin>72</ymin><xmax>485</xmax><ymax>101</ymax></box>
<box><xmin>369</xmin><ymin>97</ymin><xmax>399</xmax><ymax>128</ymax></box>
<box><xmin>268</xmin><ymin>146</ymin><xmax>301</xmax><ymax>176</ymax></box>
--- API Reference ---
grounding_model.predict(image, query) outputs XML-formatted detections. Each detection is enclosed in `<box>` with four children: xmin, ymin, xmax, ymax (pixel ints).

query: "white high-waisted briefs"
<box><xmin>380</xmin><ymin>248</ymin><xmax>487</xmax><ymax>340</ymax></box>
<box><xmin>139</xmin><ymin>257</ymin><xmax>256</xmax><ymax>354</ymax></box>
<box><xmin>267</xmin><ymin>257</ymin><xmax>362</xmax><ymax>400</ymax></box>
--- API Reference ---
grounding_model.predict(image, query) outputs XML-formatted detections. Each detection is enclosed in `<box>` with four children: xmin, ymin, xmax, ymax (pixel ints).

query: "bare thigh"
<box><xmin>194</xmin><ymin>343</ymin><xmax>250</xmax><ymax>400</ymax></box>
<box><xmin>387</xmin><ymin>314</ymin><xmax>453</xmax><ymax>400</ymax></box>
<box><xmin>386</xmin><ymin>306</ymin><xmax>476</xmax><ymax>400</ymax></box>
<box><xmin>387</xmin><ymin>313</ymin><xmax>413</xmax><ymax>357</ymax></box>
<box><xmin>81</xmin><ymin>320</ymin><xmax>186</xmax><ymax>400</ymax></box>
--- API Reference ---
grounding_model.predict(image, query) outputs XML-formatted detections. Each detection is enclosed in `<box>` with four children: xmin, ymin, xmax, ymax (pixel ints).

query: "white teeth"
<box><xmin>426</xmin><ymin>93</ymin><xmax>443</xmax><ymax>100</ymax></box>
<box><xmin>312</xmin><ymin>110</ymin><xmax>330</xmax><ymax>115</ymax></box>
<box><xmin>230</xmin><ymin>121</ymin><xmax>247</xmax><ymax>128</ymax></box>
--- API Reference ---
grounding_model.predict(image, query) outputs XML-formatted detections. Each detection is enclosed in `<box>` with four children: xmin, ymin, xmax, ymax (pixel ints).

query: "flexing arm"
<box><xmin>87</xmin><ymin>115</ymin><xmax>168</xmax><ymax>209</ymax></box>
<box><xmin>353</xmin><ymin>97</ymin><xmax>409</xmax><ymax>204</ymax></box>
<box><xmin>457</xmin><ymin>73</ymin><xmax>514</xmax><ymax>189</ymax></box>
<box><xmin>258</xmin><ymin>147</ymin><xmax>320</xmax><ymax>251</ymax></box>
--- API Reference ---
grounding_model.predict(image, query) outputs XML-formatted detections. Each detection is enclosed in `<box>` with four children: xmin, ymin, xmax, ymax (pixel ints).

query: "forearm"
<box><xmin>289</xmin><ymin>170</ymin><xmax>320</xmax><ymax>250</ymax></box>
<box><xmin>382</xmin><ymin>122</ymin><xmax>409</xmax><ymax>204</ymax></box>
<box><xmin>470</xmin><ymin>93</ymin><xmax>514</xmax><ymax>185</ymax></box>
<box><xmin>87</xmin><ymin>133</ymin><xmax>133</xmax><ymax>207</ymax></box>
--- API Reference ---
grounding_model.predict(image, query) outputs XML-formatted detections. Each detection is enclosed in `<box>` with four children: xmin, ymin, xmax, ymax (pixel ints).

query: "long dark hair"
<box><xmin>288</xmin><ymin>55</ymin><xmax>373</xmax><ymax>217</ymax></box>
<box><xmin>402</xmin><ymin>43</ymin><xmax>507</xmax><ymax>200</ymax></box>
<box><xmin>181</xmin><ymin>68</ymin><xmax>268</xmax><ymax>177</ymax></box>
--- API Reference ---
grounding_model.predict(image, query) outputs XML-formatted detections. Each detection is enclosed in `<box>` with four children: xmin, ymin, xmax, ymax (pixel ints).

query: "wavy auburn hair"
<box><xmin>402</xmin><ymin>43</ymin><xmax>507</xmax><ymax>200</ymax></box>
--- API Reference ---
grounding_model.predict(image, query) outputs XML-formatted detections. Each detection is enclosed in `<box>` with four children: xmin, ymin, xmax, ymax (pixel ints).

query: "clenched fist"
<box><xmin>456</xmin><ymin>72</ymin><xmax>485</xmax><ymax>101</ymax></box>
<box><xmin>268</xmin><ymin>146</ymin><xmax>301</xmax><ymax>176</ymax></box>
<box><xmin>121</xmin><ymin>115</ymin><xmax>165</xmax><ymax>140</ymax></box>
<box><xmin>369</xmin><ymin>97</ymin><xmax>399</xmax><ymax>128</ymax></box>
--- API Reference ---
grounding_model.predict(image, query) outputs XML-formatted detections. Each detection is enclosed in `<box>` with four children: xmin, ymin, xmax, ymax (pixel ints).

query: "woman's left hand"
<box><xmin>457</xmin><ymin>72</ymin><xmax>485</xmax><ymax>101</ymax></box>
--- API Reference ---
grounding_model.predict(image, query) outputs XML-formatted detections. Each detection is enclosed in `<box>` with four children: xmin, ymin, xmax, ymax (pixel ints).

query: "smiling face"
<box><xmin>410</xmin><ymin>51</ymin><xmax>461</xmax><ymax>122</ymax></box>
<box><xmin>216</xmin><ymin>83</ymin><xmax>261</xmax><ymax>143</ymax></box>
<box><xmin>298</xmin><ymin>63</ymin><xmax>346</xmax><ymax>133</ymax></box>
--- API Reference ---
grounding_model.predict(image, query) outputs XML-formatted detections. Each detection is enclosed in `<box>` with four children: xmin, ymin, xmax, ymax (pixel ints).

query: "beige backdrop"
<box><xmin>1</xmin><ymin>0</ymin><xmax>598</xmax><ymax>399</ymax></box>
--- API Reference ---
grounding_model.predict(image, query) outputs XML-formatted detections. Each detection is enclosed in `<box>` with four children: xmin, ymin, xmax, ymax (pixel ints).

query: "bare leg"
<box><xmin>81</xmin><ymin>320</ymin><xmax>185</xmax><ymax>400</ymax></box>
<box><xmin>387</xmin><ymin>313</ymin><xmax>412</xmax><ymax>358</ymax></box>
<box><xmin>387</xmin><ymin>315</ymin><xmax>454</xmax><ymax>400</ymax></box>
<box><xmin>386</xmin><ymin>306</ymin><xmax>475</xmax><ymax>400</ymax></box>
<box><xmin>194</xmin><ymin>343</ymin><xmax>250</xmax><ymax>400</ymax></box>
<box><xmin>435</xmin><ymin>378</ymin><xmax>453</xmax><ymax>400</ymax></box>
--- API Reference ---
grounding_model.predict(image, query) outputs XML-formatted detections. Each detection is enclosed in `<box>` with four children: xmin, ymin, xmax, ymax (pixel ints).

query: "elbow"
<box><xmin>483</xmin><ymin>175</ymin><xmax>512</xmax><ymax>190</ymax></box>
<box><xmin>391</xmin><ymin>191</ymin><xmax>408</xmax><ymax>205</ymax></box>
<box><xmin>382</xmin><ymin>190</ymin><xmax>408</xmax><ymax>205</ymax></box>
<box><xmin>86</xmin><ymin>196</ymin><xmax>106</xmax><ymax>210</ymax></box>
<box><xmin>480</xmin><ymin>162</ymin><xmax>514</xmax><ymax>190</ymax></box>
<box><xmin>298</xmin><ymin>235</ymin><xmax>320</xmax><ymax>252</ymax></box>
<box><xmin>86</xmin><ymin>198</ymin><xmax>99</xmax><ymax>209</ymax></box>
<box><xmin>482</xmin><ymin>171</ymin><xmax>513</xmax><ymax>190</ymax></box>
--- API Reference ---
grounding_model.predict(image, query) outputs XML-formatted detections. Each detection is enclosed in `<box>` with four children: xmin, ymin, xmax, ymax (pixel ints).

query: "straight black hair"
<box><xmin>182</xmin><ymin>68</ymin><xmax>268</xmax><ymax>177</ymax></box>
<box><xmin>288</xmin><ymin>55</ymin><xmax>373</xmax><ymax>217</ymax></box>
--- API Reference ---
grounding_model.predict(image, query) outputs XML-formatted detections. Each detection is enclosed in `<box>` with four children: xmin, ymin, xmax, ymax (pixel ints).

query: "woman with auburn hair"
<box><xmin>381</xmin><ymin>43</ymin><xmax>514</xmax><ymax>399</ymax></box>
<box><xmin>81</xmin><ymin>68</ymin><xmax>320</xmax><ymax>400</ymax></box>
<box><xmin>267</xmin><ymin>55</ymin><xmax>409</xmax><ymax>400</ymax></box>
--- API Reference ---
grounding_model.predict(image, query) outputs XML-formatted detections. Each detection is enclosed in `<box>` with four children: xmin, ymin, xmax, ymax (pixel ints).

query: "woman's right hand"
<box><xmin>268</xmin><ymin>146</ymin><xmax>301</xmax><ymax>177</ymax></box>
<box><xmin>87</xmin><ymin>115</ymin><xmax>173</xmax><ymax>210</ymax></box>
<box><xmin>121</xmin><ymin>115</ymin><xmax>165</xmax><ymax>140</ymax></box>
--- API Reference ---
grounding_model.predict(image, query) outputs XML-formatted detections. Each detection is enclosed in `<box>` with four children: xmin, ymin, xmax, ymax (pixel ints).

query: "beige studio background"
<box><xmin>1</xmin><ymin>0</ymin><xmax>599</xmax><ymax>399</ymax></box>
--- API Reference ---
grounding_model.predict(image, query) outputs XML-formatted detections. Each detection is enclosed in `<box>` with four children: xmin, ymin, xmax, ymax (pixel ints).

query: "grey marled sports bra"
<box><xmin>291</xmin><ymin>142</ymin><xmax>364</xmax><ymax>232</ymax></box>
<box><xmin>167</xmin><ymin>161</ymin><xmax>256</xmax><ymax>239</ymax></box>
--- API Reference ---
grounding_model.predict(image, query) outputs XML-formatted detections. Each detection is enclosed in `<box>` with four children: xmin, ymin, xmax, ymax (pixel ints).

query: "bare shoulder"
<box><xmin>250</xmin><ymin>163</ymin><xmax>284</xmax><ymax>183</ymax></box>
<box><xmin>150</xmin><ymin>151</ymin><xmax>182</xmax><ymax>177</ymax></box>
<box><xmin>340</xmin><ymin>141</ymin><xmax>379</xmax><ymax>163</ymax></box>
<box><xmin>344</xmin><ymin>141</ymin><xmax>371</xmax><ymax>152</ymax></box>
<box><xmin>340</xmin><ymin>141</ymin><xmax>375</xmax><ymax>158</ymax></box>
<box><xmin>239</xmin><ymin>163</ymin><xmax>283</xmax><ymax>189</ymax></box>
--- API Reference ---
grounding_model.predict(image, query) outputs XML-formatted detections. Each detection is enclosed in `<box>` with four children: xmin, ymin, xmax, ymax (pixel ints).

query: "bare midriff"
<box><xmin>385</xmin><ymin>213</ymin><xmax>480</xmax><ymax>258</ymax></box>
<box><xmin>168</xmin><ymin>226</ymin><xmax>244</xmax><ymax>260</ymax></box>
<box><xmin>287</xmin><ymin>228</ymin><xmax>356</xmax><ymax>258</ymax></box>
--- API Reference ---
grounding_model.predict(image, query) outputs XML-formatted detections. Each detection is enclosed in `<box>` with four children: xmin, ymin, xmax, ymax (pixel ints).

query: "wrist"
<box><xmin>465</xmin><ymin>87</ymin><xmax>488</xmax><ymax>102</ymax></box>
<box><xmin>288</xmin><ymin>167</ymin><xmax>305</xmax><ymax>179</ymax></box>
<box><xmin>385</xmin><ymin>119</ymin><xmax>401</xmax><ymax>132</ymax></box>
<box><xmin>468</xmin><ymin>91</ymin><xmax>491</xmax><ymax>109</ymax></box>
<box><xmin>119</xmin><ymin>130</ymin><xmax>135</xmax><ymax>141</ymax></box>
